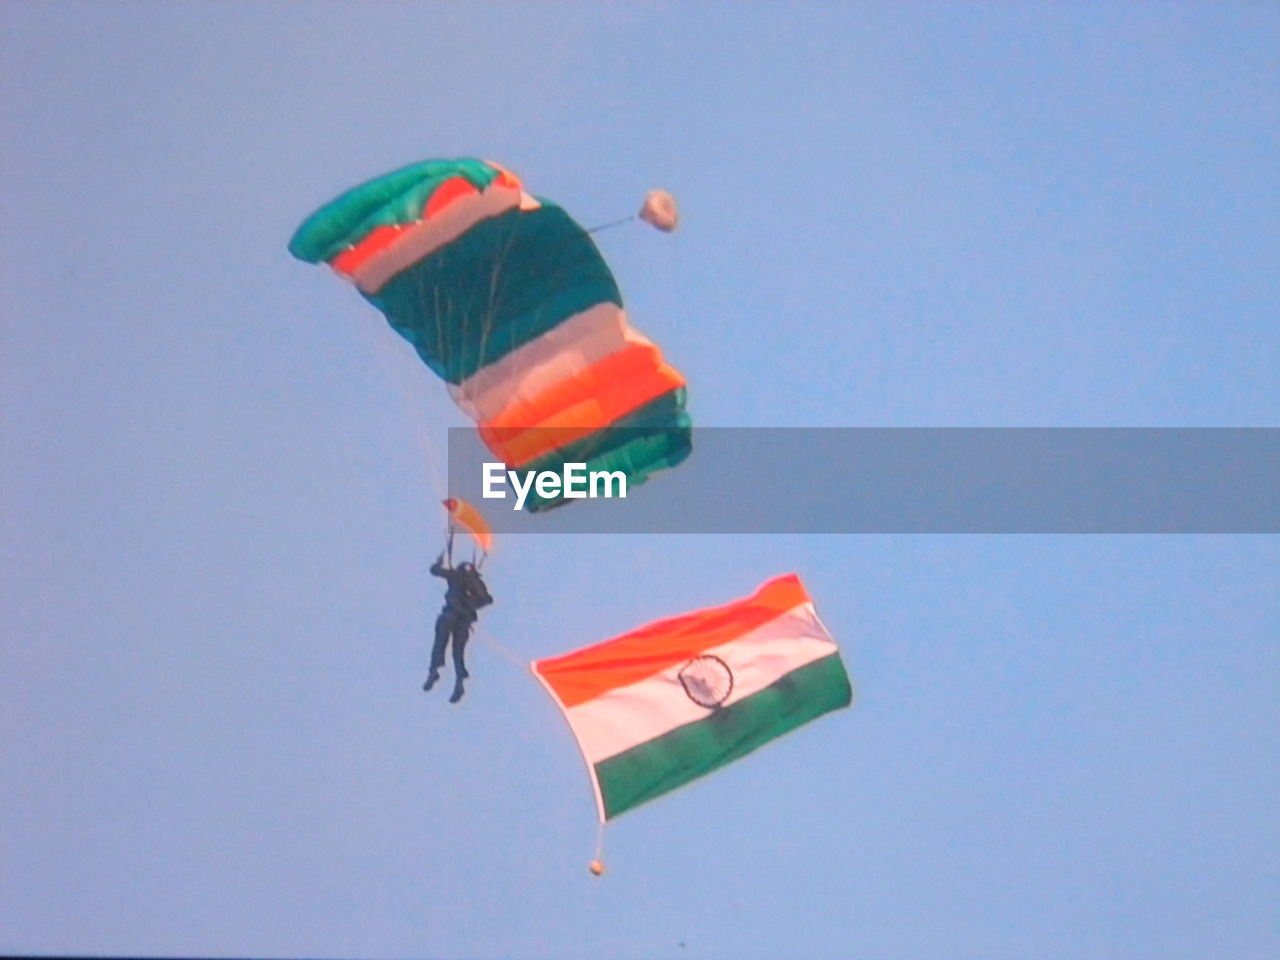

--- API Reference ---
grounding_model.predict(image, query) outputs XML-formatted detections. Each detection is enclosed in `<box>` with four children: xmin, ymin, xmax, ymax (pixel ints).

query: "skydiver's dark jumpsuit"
<box><xmin>424</xmin><ymin>558</ymin><xmax>492</xmax><ymax>702</ymax></box>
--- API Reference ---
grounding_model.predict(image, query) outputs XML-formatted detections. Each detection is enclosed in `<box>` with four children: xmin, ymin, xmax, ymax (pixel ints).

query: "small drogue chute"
<box><xmin>639</xmin><ymin>189</ymin><xmax>678</xmax><ymax>232</ymax></box>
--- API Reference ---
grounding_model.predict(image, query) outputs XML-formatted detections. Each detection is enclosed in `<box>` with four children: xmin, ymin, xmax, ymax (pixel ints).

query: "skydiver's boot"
<box><xmin>449</xmin><ymin>681</ymin><xmax>465</xmax><ymax>704</ymax></box>
<box><xmin>423</xmin><ymin>669</ymin><xmax>440</xmax><ymax>692</ymax></box>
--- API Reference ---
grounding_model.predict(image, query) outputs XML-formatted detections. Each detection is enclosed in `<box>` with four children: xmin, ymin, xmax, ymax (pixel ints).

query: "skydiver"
<box><xmin>423</xmin><ymin>554</ymin><xmax>493</xmax><ymax>703</ymax></box>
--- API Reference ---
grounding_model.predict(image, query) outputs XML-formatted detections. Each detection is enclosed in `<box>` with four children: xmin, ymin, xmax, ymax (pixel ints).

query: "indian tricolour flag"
<box><xmin>531</xmin><ymin>574</ymin><xmax>853</xmax><ymax>821</ymax></box>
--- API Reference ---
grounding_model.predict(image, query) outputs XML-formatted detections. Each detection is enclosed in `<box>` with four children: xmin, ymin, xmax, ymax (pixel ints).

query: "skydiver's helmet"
<box><xmin>459</xmin><ymin>562</ymin><xmax>477</xmax><ymax>577</ymax></box>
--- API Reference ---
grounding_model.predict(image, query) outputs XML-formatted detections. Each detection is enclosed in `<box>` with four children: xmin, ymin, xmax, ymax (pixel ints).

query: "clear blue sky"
<box><xmin>2</xmin><ymin>3</ymin><xmax>1277</xmax><ymax>959</ymax></box>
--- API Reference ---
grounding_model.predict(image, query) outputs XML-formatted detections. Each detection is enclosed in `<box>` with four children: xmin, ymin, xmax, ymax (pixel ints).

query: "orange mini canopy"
<box><xmin>443</xmin><ymin>498</ymin><xmax>492</xmax><ymax>554</ymax></box>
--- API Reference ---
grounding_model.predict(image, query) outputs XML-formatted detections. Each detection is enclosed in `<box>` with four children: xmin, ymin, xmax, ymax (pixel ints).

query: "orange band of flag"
<box><xmin>535</xmin><ymin>575</ymin><xmax>811</xmax><ymax>707</ymax></box>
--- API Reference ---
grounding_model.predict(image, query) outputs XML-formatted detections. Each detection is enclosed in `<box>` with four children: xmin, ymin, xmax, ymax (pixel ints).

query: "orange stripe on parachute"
<box><xmin>424</xmin><ymin>176</ymin><xmax>480</xmax><ymax>218</ymax></box>
<box><xmin>532</xmin><ymin>575</ymin><xmax>812</xmax><ymax>708</ymax></box>
<box><xmin>479</xmin><ymin>343</ymin><xmax>686</xmax><ymax>468</ymax></box>
<box><xmin>330</xmin><ymin>223</ymin><xmax>404</xmax><ymax>276</ymax></box>
<box><xmin>329</xmin><ymin>176</ymin><xmax>481</xmax><ymax>277</ymax></box>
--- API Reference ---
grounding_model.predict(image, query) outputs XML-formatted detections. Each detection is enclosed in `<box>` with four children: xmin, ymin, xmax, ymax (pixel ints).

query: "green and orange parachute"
<box><xmin>288</xmin><ymin>159</ymin><xmax>691</xmax><ymax>511</ymax></box>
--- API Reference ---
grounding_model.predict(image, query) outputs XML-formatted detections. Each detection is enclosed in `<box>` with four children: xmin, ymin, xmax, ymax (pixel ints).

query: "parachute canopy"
<box><xmin>443</xmin><ymin>497</ymin><xmax>492</xmax><ymax>554</ymax></box>
<box><xmin>289</xmin><ymin>159</ymin><xmax>691</xmax><ymax>511</ymax></box>
<box><xmin>531</xmin><ymin>574</ymin><xmax>853</xmax><ymax>821</ymax></box>
<box><xmin>639</xmin><ymin>189</ymin><xmax>678</xmax><ymax>231</ymax></box>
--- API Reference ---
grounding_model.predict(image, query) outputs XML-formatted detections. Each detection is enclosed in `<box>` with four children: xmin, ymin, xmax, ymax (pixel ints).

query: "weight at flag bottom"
<box><xmin>531</xmin><ymin>574</ymin><xmax>853</xmax><ymax>821</ymax></box>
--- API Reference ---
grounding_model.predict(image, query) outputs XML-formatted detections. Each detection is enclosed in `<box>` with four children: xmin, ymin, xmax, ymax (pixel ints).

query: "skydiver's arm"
<box><xmin>430</xmin><ymin>555</ymin><xmax>449</xmax><ymax>578</ymax></box>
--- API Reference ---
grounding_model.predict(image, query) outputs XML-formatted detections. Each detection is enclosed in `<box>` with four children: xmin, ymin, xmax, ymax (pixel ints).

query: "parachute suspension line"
<box><xmin>585</xmin><ymin>214</ymin><xmax>636</xmax><ymax>236</ymax></box>
<box><xmin>397</xmin><ymin>269</ymin><xmax>438</xmax><ymax>502</ymax></box>
<box><xmin>379</xmin><ymin>268</ymin><xmax>448</xmax><ymax>504</ymax></box>
<box><xmin>365</xmin><ymin>309</ymin><xmax>448</xmax><ymax>502</ymax></box>
<box><xmin>469</xmin><ymin>624</ymin><xmax>526</xmax><ymax>673</ymax></box>
<box><xmin>588</xmin><ymin>822</ymin><xmax>607</xmax><ymax>877</ymax></box>
<box><xmin>475</xmin><ymin>212</ymin><xmax>522</xmax><ymax>375</ymax></box>
<box><xmin>431</xmin><ymin>278</ymin><xmax>447</xmax><ymax>384</ymax></box>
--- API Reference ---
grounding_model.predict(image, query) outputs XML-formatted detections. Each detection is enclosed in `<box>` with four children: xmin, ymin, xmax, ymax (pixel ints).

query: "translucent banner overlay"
<box><xmin>446</xmin><ymin>428</ymin><xmax>1280</xmax><ymax>534</ymax></box>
